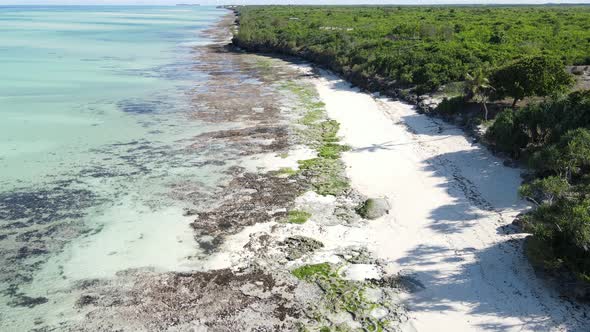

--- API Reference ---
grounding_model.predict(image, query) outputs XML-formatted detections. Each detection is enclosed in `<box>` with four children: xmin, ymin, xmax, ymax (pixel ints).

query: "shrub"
<box><xmin>434</xmin><ymin>96</ymin><xmax>466</xmax><ymax>116</ymax></box>
<box><xmin>526</xmin><ymin>198</ymin><xmax>590</xmax><ymax>282</ymax></box>
<box><xmin>486</xmin><ymin>108</ymin><xmax>528</xmax><ymax>156</ymax></box>
<box><xmin>531</xmin><ymin>128</ymin><xmax>590</xmax><ymax>178</ymax></box>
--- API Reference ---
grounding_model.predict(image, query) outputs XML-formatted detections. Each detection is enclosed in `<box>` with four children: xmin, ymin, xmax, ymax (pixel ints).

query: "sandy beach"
<box><xmin>0</xmin><ymin>5</ymin><xmax>590</xmax><ymax>332</ymax></box>
<box><xmin>312</xmin><ymin>70</ymin><xmax>590</xmax><ymax>331</ymax></box>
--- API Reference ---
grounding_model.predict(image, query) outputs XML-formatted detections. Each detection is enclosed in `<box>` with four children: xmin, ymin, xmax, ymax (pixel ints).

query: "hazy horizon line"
<box><xmin>3</xmin><ymin>2</ymin><xmax>590</xmax><ymax>5</ymax></box>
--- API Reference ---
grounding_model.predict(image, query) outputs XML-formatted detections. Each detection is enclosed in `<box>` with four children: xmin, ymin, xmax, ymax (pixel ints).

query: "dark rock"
<box><xmin>280</xmin><ymin>236</ymin><xmax>324</xmax><ymax>260</ymax></box>
<box><xmin>191</xmin><ymin>169</ymin><xmax>307</xmax><ymax>253</ymax></box>
<box><xmin>66</xmin><ymin>267</ymin><xmax>305</xmax><ymax>331</ymax></box>
<box><xmin>9</xmin><ymin>295</ymin><xmax>48</xmax><ymax>308</ymax></box>
<box><xmin>182</xmin><ymin>209</ymin><xmax>199</xmax><ymax>216</ymax></box>
<box><xmin>339</xmin><ymin>247</ymin><xmax>377</xmax><ymax>264</ymax></box>
<box><xmin>16</xmin><ymin>245</ymin><xmax>48</xmax><ymax>260</ymax></box>
<box><xmin>356</xmin><ymin>198</ymin><xmax>391</xmax><ymax>220</ymax></box>
<box><xmin>76</xmin><ymin>294</ymin><xmax>99</xmax><ymax>307</ymax></box>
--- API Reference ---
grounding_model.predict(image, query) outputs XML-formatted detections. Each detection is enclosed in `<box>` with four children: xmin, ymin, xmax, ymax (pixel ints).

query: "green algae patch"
<box><xmin>277</xmin><ymin>167</ymin><xmax>297</xmax><ymax>176</ymax></box>
<box><xmin>292</xmin><ymin>263</ymin><xmax>332</xmax><ymax>281</ymax></box>
<box><xmin>302</xmin><ymin>108</ymin><xmax>324</xmax><ymax>126</ymax></box>
<box><xmin>276</xmin><ymin>81</ymin><xmax>350</xmax><ymax>196</ymax></box>
<box><xmin>318</xmin><ymin>143</ymin><xmax>350</xmax><ymax>159</ymax></box>
<box><xmin>287</xmin><ymin>210</ymin><xmax>312</xmax><ymax>224</ymax></box>
<box><xmin>298</xmin><ymin>158</ymin><xmax>349</xmax><ymax>196</ymax></box>
<box><xmin>320</xmin><ymin>120</ymin><xmax>340</xmax><ymax>142</ymax></box>
<box><xmin>292</xmin><ymin>263</ymin><xmax>394</xmax><ymax>331</ymax></box>
<box><xmin>299</xmin><ymin>120</ymin><xmax>350</xmax><ymax>196</ymax></box>
<box><xmin>280</xmin><ymin>80</ymin><xmax>316</xmax><ymax>105</ymax></box>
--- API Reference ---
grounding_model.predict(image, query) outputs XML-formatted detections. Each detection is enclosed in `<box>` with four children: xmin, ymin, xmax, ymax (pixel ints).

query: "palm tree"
<box><xmin>465</xmin><ymin>68</ymin><xmax>494</xmax><ymax>121</ymax></box>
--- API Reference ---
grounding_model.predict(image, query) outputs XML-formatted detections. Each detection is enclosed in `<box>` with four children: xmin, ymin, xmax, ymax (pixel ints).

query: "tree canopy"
<box><xmin>234</xmin><ymin>6</ymin><xmax>590</xmax><ymax>93</ymax></box>
<box><xmin>490</xmin><ymin>56</ymin><xmax>574</xmax><ymax>107</ymax></box>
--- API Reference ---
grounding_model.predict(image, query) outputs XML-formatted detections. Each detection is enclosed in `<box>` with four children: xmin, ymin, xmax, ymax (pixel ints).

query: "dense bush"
<box><xmin>525</xmin><ymin>197</ymin><xmax>590</xmax><ymax>282</ymax></box>
<box><xmin>487</xmin><ymin>92</ymin><xmax>590</xmax><ymax>284</ymax></box>
<box><xmin>485</xmin><ymin>108</ymin><xmax>529</xmax><ymax>157</ymax></box>
<box><xmin>486</xmin><ymin>90</ymin><xmax>590</xmax><ymax>156</ymax></box>
<box><xmin>434</xmin><ymin>96</ymin><xmax>467</xmax><ymax>116</ymax></box>
<box><xmin>234</xmin><ymin>6</ymin><xmax>590</xmax><ymax>93</ymax></box>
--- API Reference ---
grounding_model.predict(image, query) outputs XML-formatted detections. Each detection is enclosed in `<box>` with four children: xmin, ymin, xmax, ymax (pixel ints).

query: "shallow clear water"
<box><xmin>0</xmin><ymin>5</ymin><xmax>228</xmax><ymax>329</ymax></box>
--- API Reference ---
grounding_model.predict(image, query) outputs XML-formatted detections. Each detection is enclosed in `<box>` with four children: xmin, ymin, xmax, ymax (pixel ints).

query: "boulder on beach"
<box><xmin>356</xmin><ymin>198</ymin><xmax>390</xmax><ymax>220</ymax></box>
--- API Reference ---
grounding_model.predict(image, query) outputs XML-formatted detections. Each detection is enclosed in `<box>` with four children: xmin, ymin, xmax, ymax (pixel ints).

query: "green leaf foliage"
<box><xmin>487</xmin><ymin>90</ymin><xmax>590</xmax><ymax>157</ymax></box>
<box><xmin>490</xmin><ymin>55</ymin><xmax>574</xmax><ymax>106</ymax></box>
<box><xmin>525</xmin><ymin>198</ymin><xmax>590</xmax><ymax>282</ymax></box>
<box><xmin>490</xmin><ymin>92</ymin><xmax>590</xmax><ymax>284</ymax></box>
<box><xmin>234</xmin><ymin>6</ymin><xmax>590</xmax><ymax>93</ymax></box>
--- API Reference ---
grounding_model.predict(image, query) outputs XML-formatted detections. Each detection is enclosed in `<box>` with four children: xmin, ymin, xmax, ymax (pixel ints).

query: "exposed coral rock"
<box><xmin>280</xmin><ymin>235</ymin><xmax>324</xmax><ymax>261</ymax></box>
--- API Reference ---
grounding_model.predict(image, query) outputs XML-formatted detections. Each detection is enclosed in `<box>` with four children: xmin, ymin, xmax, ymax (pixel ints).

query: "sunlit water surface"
<box><xmin>0</xmin><ymin>5</ymin><xmax>228</xmax><ymax>329</ymax></box>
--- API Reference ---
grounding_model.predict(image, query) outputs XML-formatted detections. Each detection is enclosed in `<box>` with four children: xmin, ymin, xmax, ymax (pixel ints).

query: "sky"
<box><xmin>2</xmin><ymin>0</ymin><xmax>590</xmax><ymax>5</ymax></box>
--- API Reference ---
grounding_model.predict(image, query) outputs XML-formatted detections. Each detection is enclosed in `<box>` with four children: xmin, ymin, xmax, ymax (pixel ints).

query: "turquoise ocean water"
<box><xmin>0</xmin><ymin>6</ymin><xmax>226</xmax><ymax>329</ymax></box>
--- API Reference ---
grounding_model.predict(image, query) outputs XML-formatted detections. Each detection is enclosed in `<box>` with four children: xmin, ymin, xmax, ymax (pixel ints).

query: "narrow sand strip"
<box><xmin>313</xmin><ymin>70</ymin><xmax>590</xmax><ymax>331</ymax></box>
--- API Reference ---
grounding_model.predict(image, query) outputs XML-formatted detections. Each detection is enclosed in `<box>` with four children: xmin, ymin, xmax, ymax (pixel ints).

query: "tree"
<box><xmin>490</xmin><ymin>56</ymin><xmax>574</xmax><ymax>108</ymax></box>
<box><xmin>464</xmin><ymin>68</ymin><xmax>494</xmax><ymax>120</ymax></box>
<box><xmin>531</xmin><ymin>128</ymin><xmax>590</xmax><ymax>179</ymax></box>
<box><xmin>560</xmin><ymin>128</ymin><xmax>590</xmax><ymax>178</ymax></box>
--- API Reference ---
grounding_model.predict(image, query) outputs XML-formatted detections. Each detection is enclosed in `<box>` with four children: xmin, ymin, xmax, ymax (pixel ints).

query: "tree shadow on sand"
<box><xmin>397</xmin><ymin>242</ymin><xmax>590</xmax><ymax>331</ymax></box>
<box><xmin>318</xmin><ymin>71</ymin><xmax>590</xmax><ymax>329</ymax></box>
<box><xmin>421</xmin><ymin>148</ymin><xmax>526</xmax><ymax>219</ymax></box>
<box><xmin>351</xmin><ymin>137</ymin><xmax>452</xmax><ymax>153</ymax></box>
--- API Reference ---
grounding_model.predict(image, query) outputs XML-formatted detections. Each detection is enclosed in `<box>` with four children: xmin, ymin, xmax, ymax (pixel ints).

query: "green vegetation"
<box><xmin>292</xmin><ymin>263</ymin><xmax>390</xmax><ymax>331</ymax></box>
<box><xmin>234</xmin><ymin>6</ymin><xmax>590</xmax><ymax>93</ymax></box>
<box><xmin>298</xmin><ymin>157</ymin><xmax>349</xmax><ymax>196</ymax></box>
<box><xmin>280</xmin><ymin>80</ymin><xmax>350</xmax><ymax>196</ymax></box>
<box><xmin>277</xmin><ymin>167</ymin><xmax>297</xmax><ymax>176</ymax></box>
<box><xmin>292</xmin><ymin>262</ymin><xmax>332</xmax><ymax>280</ymax></box>
<box><xmin>486</xmin><ymin>90</ymin><xmax>590</xmax><ymax>158</ymax></box>
<box><xmin>301</xmin><ymin>119</ymin><xmax>350</xmax><ymax>196</ymax></box>
<box><xmin>486</xmin><ymin>91</ymin><xmax>590</xmax><ymax>285</ymax></box>
<box><xmin>464</xmin><ymin>68</ymin><xmax>493</xmax><ymax>120</ymax></box>
<box><xmin>490</xmin><ymin>56</ymin><xmax>574</xmax><ymax>107</ymax></box>
<box><xmin>287</xmin><ymin>210</ymin><xmax>312</xmax><ymax>224</ymax></box>
<box><xmin>240</xmin><ymin>5</ymin><xmax>590</xmax><ymax>293</ymax></box>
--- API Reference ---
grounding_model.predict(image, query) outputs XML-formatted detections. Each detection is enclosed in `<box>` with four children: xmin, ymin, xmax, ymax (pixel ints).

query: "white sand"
<box><xmin>312</xmin><ymin>70</ymin><xmax>590</xmax><ymax>331</ymax></box>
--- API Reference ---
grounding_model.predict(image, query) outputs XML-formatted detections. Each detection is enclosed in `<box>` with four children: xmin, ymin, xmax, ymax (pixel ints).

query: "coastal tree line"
<box><xmin>232</xmin><ymin>5</ymin><xmax>590</xmax><ymax>294</ymax></box>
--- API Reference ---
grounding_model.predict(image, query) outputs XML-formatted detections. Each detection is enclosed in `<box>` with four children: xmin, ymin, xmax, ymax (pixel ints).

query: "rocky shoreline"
<box><xmin>59</xmin><ymin>13</ymin><xmax>411</xmax><ymax>331</ymax></box>
<box><xmin>63</xmin><ymin>10</ymin><xmax>590</xmax><ymax>332</ymax></box>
